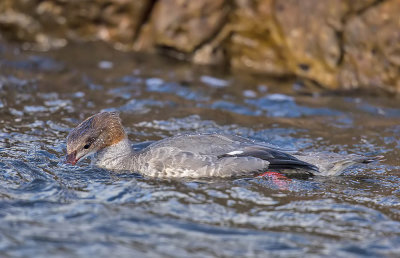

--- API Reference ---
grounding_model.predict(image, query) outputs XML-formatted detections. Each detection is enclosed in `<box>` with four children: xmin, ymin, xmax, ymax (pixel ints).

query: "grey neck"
<box><xmin>92</xmin><ymin>138</ymin><xmax>136</xmax><ymax>171</ymax></box>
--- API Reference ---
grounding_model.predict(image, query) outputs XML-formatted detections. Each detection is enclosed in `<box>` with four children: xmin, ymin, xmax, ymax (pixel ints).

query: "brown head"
<box><xmin>65</xmin><ymin>112</ymin><xmax>126</xmax><ymax>165</ymax></box>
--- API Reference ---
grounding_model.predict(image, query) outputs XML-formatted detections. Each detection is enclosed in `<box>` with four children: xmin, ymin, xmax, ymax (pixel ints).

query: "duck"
<box><xmin>65</xmin><ymin>112</ymin><xmax>377</xmax><ymax>178</ymax></box>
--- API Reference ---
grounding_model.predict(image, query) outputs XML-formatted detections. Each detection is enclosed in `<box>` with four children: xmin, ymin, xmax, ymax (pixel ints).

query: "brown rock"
<box><xmin>272</xmin><ymin>0</ymin><xmax>347</xmax><ymax>88</ymax></box>
<box><xmin>143</xmin><ymin>0</ymin><xmax>229</xmax><ymax>53</ymax></box>
<box><xmin>0</xmin><ymin>0</ymin><xmax>399</xmax><ymax>93</ymax></box>
<box><xmin>226</xmin><ymin>0</ymin><xmax>346</xmax><ymax>85</ymax></box>
<box><xmin>0</xmin><ymin>0</ymin><xmax>153</xmax><ymax>49</ymax></box>
<box><xmin>340</xmin><ymin>0</ymin><xmax>400</xmax><ymax>92</ymax></box>
<box><xmin>227</xmin><ymin>0</ymin><xmax>290</xmax><ymax>76</ymax></box>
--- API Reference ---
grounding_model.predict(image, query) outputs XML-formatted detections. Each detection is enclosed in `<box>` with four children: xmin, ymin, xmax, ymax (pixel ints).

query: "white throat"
<box><xmin>92</xmin><ymin>138</ymin><xmax>133</xmax><ymax>170</ymax></box>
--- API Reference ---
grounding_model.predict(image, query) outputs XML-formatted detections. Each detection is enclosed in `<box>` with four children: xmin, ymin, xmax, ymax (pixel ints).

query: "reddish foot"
<box><xmin>257</xmin><ymin>171</ymin><xmax>288</xmax><ymax>179</ymax></box>
<box><xmin>257</xmin><ymin>171</ymin><xmax>291</xmax><ymax>189</ymax></box>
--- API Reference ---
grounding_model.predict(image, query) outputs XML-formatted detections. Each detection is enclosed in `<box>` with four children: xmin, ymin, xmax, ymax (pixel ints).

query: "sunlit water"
<box><xmin>0</xmin><ymin>41</ymin><xmax>399</xmax><ymax>257</ymax></box>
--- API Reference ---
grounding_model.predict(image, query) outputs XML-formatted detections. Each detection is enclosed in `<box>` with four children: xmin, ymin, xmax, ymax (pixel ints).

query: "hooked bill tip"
<box><xmin>65</xmin><ymin>151</ymin><xmax>77</xmax><ymax>165</ymax></box>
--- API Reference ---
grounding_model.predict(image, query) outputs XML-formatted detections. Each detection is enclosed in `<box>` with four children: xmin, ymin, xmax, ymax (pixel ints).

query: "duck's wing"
<box><xmin>144</xmin><ymin>133</ymin><xmax>287</xmax><ymax>155</ymax></box>
<box><xmin>139</xmin><ymin>134</ymin><xmax>318</xmax><ymax>176</ymax></box>
<box><xmin>218</xmin><ymin>146</ymin><xmax>318</xmax><ymax>172</ymax></box>
<box><xmin>135</xmin><ymin>146</ymin><xmax>271</xmax><ymax>178</ymax></box>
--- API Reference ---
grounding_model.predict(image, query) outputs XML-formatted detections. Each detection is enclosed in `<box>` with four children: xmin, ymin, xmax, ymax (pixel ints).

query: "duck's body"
<box><xmin>91</xmin><ymin>133</ymin><xmax>317</xmax><ymax>178</ymax></box>
<box><xmin>65</xmin><ymin>112</ymin><xmax>376</xmax><ymax>178</ymax></box>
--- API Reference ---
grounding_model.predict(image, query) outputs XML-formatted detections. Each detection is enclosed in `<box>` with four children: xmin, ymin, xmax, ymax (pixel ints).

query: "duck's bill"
<box><xmin>65</xmin><ymin>151</ymin><xmax>78</xmax><ymax>165</ymax></box>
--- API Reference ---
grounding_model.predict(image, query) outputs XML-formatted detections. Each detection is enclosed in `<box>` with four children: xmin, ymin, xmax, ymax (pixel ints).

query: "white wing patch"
<box><xmin>226</xmin><ymin>150</ymin><xmax>244</xmax><ymax>155</ymax></box>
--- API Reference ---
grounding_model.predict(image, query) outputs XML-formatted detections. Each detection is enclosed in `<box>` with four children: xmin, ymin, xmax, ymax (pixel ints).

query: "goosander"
<box><xmin>65</xmin><ymin>112</ymin><xmax>377</xmax><ymax>178</ymax></box>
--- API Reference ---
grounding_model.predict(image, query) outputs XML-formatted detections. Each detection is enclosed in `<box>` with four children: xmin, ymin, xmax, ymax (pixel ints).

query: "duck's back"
<box><xmin>144</xmin><ymin>134</ymin><xmax>255</xmax><ymax>154</ymax></box>
<box><xmin>131</xmin><ymin>134</ymin><xmax>316</xmax><ymax>178</ymax></box>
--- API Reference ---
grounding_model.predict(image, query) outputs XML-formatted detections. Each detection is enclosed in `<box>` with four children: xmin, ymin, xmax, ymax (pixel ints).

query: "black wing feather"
<box><xmin>219</xmin><ymin>146</ymin><xmax>318</xmax><ymax>171</ymax></box>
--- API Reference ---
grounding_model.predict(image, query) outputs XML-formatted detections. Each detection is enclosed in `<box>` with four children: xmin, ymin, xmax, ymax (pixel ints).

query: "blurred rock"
<box><xmin>340</xmin><ymin>0</ymin><xmax>400</xmax><ymax>93</ymax></box>
<box><xmin>227</xmin><ymin>0</ymin><xmax>290</xmax><ymax>76</ymax></box>
<box><xmin>0</xmin><ymin>0</ymin><xmax>399</xmax><ymax>93</ymax></box>
<box><xmin>136</xmin><ymin>0</ymin><xmax>229</xmax><ymax>53</ymax></box>
<box><xmin>271</xmin><ymin>0</ymin><xmax>346</xmax><ymax>88</ymax></box>
<box><xmin>0</xmin><ymin>0</ymin><xmax>153</xmax><ymax>50</ymax></box>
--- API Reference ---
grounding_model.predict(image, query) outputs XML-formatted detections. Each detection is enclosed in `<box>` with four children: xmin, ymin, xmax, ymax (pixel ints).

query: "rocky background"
<box><xmin>0</xmin><ymin>0</ymin><xmax>399</xmax><ymax>93</ymax></box>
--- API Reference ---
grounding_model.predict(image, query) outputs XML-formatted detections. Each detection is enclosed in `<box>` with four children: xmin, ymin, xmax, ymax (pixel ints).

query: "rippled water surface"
<box><xmin>0</xmin><ymin>41</ymin><xmax>399</xmax><ymax>257</ymax></box>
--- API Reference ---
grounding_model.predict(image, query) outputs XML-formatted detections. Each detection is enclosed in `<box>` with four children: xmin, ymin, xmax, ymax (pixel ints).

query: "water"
<box><xmin>0</xmin><ymin>41</ymin><xmax>399</xmax><ymax>257</ymax></box>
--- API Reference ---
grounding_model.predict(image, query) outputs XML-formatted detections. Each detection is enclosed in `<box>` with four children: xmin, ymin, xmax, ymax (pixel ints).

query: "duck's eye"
<box><xmin>84</xmin><ymin>137</ymin><xmax>96</xmax><ymax>150</ymax></box>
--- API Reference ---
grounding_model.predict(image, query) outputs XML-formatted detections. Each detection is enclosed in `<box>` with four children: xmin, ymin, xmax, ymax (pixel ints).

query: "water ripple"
<box><xmin>0</xmin><ymin>41</ymin><xmax>399</xmax><ymax>257</ymax></box>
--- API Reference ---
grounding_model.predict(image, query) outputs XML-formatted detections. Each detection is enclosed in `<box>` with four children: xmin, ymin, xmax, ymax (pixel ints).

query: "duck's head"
<box><xmin>65</xmin><ymin>112</ymin><xmax>126</xmax><ymax>165</ymax></box>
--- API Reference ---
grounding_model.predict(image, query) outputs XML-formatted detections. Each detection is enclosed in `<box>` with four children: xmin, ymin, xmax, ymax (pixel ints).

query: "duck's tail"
<box><xmin>292</xmin><ymin>152</ymin><xmax>383</xmax><ymax>176</ymax></box>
